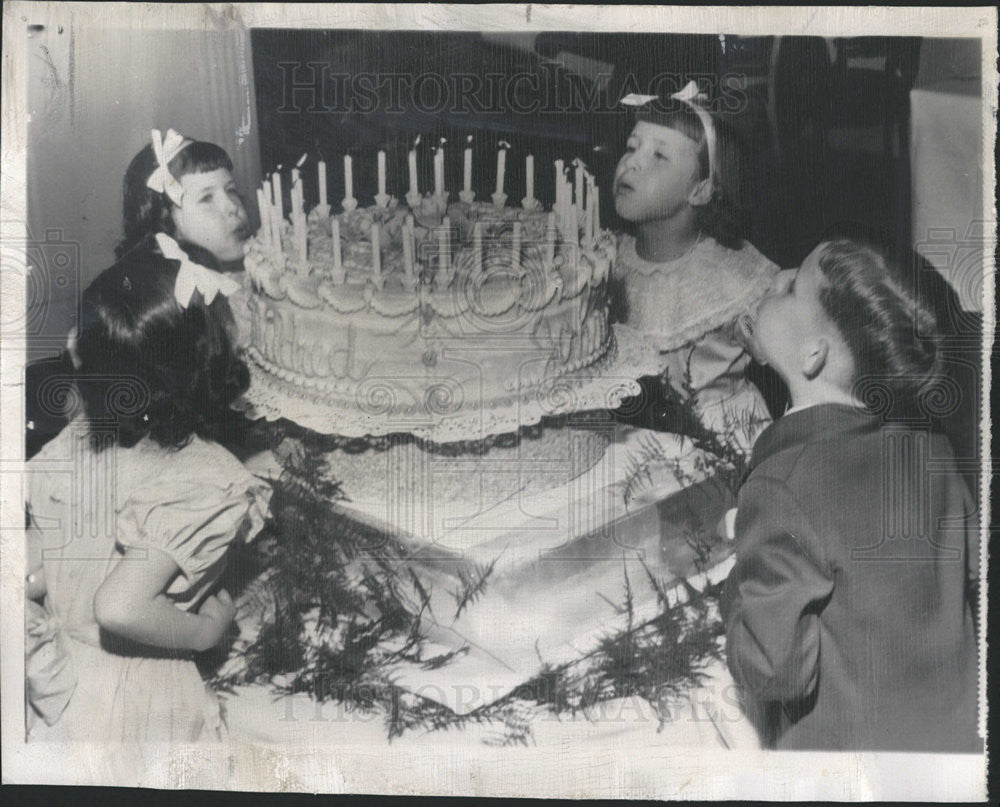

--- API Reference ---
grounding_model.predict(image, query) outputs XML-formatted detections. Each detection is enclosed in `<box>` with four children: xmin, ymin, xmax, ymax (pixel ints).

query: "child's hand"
<box><xmin>274</xmin><ymin>436</ymin><xmax>306</xmax><ymax>469</ymax></box>
<box><xmin>195</xmin><ymin>589</ymin><xmax>236</xmax><ymax>651</ymax></box>
<box><xmin>25</xmin><ymin>567</ymin><xmax>47</xmax><ymax>601</ymax></box>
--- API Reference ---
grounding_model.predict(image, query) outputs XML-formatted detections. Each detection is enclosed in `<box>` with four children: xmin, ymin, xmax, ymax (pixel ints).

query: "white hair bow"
<box><xmin>619</xmin><ymin>93</ymin><xmax>660</xmax><ymax>107</ymax></box>
<box><xmin>156</xmin><ymin>233</ymin><xmax>240</xmax><ymax>308</ymax></box>
<box><xmin>146</xmin><ymin>128</ymin><xmax>191</xmax><ymax>206</ymax></box>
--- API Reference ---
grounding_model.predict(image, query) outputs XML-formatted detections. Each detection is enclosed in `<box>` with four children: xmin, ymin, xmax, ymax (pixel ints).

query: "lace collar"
<box><xmin>617</xmin><ymin>233</ymin><xmax>708</xmax><ymax>277</ymax></box>
<box><xmin>615</xmin><ymin>233</ymin><xmax>779</xmax><ymax>352</ymax></box>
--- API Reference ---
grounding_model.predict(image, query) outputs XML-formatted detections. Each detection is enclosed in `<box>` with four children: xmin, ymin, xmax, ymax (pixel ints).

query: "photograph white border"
<box><xmin>1</xmin><ymin>3</ymin><xmax>994</xmax><ymax>799</ymax></box>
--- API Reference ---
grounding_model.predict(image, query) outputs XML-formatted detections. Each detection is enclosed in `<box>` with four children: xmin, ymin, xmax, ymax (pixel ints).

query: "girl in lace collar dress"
<box><xmin>614</xmin><ymin>82</ymin><xmax>778</xmax><ymax>498</ymax></box>
<box><xmin>612</xmin><ymin>83</ymin><xmax>779</xmax><ymax>460</ymax></box>
<box><xmin>25</xmin><ymin>160</ymin><xmax>271</xmax><ymax>742</ymax></box>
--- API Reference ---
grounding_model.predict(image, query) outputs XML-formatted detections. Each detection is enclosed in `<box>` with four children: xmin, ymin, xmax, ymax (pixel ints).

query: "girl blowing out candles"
<box><xmin>25</xmin><ymin>131</ymin><xmax>271</xmax><ymax>742</ymax></box>
<box><xmin>612</xmin><ymin>81</ymin><xmax>779</xmax><ymax>455</ymax></box>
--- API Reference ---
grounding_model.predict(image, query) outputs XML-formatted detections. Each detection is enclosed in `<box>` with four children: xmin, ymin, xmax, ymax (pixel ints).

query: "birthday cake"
<box><xmin>240</xmin><ymin>187</ymin><xmax>617</xmax><ymax>438</ymax></box>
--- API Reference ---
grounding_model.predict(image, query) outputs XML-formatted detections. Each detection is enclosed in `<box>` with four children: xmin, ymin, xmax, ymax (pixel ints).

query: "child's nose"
<box><xmin>222</xmin><ymin>194</ymin><xmax>243</xmax><ymax>217</ymax></box>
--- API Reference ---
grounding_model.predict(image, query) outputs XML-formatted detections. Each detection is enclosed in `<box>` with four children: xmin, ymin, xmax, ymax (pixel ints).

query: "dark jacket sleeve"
<box><xmin>721</xmin><ymin>476</ymin><xmax>834</xmax><ymax>702</ymax></box>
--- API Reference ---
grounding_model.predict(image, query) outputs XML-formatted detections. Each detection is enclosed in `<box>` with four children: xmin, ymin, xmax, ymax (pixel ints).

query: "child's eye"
<box><xmin>654</xmin><ymin>152</ymin><xmax>668</xmax><ymax>161</ymax></box>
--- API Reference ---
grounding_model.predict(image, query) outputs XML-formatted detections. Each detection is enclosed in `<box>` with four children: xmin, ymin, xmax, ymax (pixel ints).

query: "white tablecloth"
<box><xmin>910</xmin><ymin>81</ymin><xmax>987</xmax><ymax>312</ymax></box>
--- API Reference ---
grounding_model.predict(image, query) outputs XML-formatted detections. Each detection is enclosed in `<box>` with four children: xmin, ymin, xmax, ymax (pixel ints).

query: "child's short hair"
<box><xmin>74</xmin><ymin>251</ymin><xmax>249</xmax><ymax>452</ymax></box>
<box><xmin>815</xmin><ymin>225</ymin><xmax>944</xmax><ymax>417</ymax></box>
<box><xmin>116</xmin><ymin>140</ymin><xmax>234</xmax><ymax>260</ymax></box>
<box><xmin>634</xmin><ymin>102</ymin><xmax>747</xmax><ymax>250</ymax></box>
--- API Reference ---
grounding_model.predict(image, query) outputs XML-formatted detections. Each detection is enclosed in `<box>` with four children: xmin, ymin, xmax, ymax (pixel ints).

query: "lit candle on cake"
<box><xmin>332</xmin><ymin>216</ymin><xmax>343</xmax><ymax>278</ymax></box>
<box><xmin>495</xmin><ymin>142</ymin><xmax>508</xmax><ymax>196</ymax></box>
<box><xmin>592</xmin><ymin>184</ymin><xmax>600</xmax><ymax>232</ymax></box>
<box><xmin>439</xmin><ymin>217</ymin><xmax>450</xmax><ymax>274</ymax></box>
<box><xmin>256</xmin><ymin>187</ymin><xmax>270</xmax><ymax>249</ymax></box>
<box><xmin>512</xmin><ymin>221</ymin><xmax>522</xmax><ymax>269</ymax></box>
<box><xmin>525</xmin><ymin>154</ymin><xmax>534</xmax><ymax>202</ymax></box>
<box><xmin>463</xmin><ymin>136</ymin><xmax>472</xmax><ymax>193</ymax></box>
<box><xmin>371</xmin><ymin>222</ymin><xmax>382</xmax><ymax>282</ymax></box>
<box><xmin>318</xmin><ymin>159</ymin><xmax>327</xmax><ymax>206</ymax></box>
<box><xmin>272</xmin><ymin>170</ymin><xmax>283</xmax><ymax>221</ymax></box>
<box><xmin>545</xmin><ymin>212</ymin><xmax>556</xmax><ymax>266</ymax></box>
<box><xmin>297</xmin><ymin>220</ymin><xmax>308</xmax><ymax>268</ymax></box>
<box><xmin>291</xmin><ymin>168</ymin><xmax>302</xmax><ymax>217</ymax></box>
<box><xmin>269</xmin><ymin>192</ymin><xmax>283</xmax><ymax>260</ymax></box>
<box><xmin>473</xmin><ymin>221</ymin><xmax>483</xmax><ymax>273</ymax></box>
<box><xmin>403</xmin><ymin>215</ymin><xmax>415</xmax><ymax>277</ymax></box>
<box><xmin>434</xmin><ymin>140</ymin><xmax>445</xmax><ymax>197</ymax></box>
<box><xmin>574</xmin><ymin>160</ymin><xmax>583</xmax><ymax>214</ymax></box>
<box><xmin>408</xmin><ymin>140</ymin><xmax>419</xmax><ymax>198</ymax></box>
<box><xmin>377</xmin><ymin>150</ymin><xmax>387</xmax><ymax>197</ymax></box>
<box><xmin>344</xmin><ymin>154</ymin><xmax>354</xmax><ymax>199</ymax></box>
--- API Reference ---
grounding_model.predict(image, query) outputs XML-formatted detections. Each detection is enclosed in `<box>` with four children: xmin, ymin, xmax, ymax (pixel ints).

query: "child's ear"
<box><xmin>687</xmin><ymin>177</ymin><xmax>714</xmax><ymax>207</ymax></box>
<box><xmin>801</xmin><ymin>338</ymin><xmax>829</xmax><ymax>380</ymax></box>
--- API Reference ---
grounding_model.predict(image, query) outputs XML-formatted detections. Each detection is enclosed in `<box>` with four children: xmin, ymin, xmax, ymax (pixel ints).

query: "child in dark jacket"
<box><xmin>721</xmin><ymin>233</ymin><xmax>981</xmax><ymax>752</ymax></box>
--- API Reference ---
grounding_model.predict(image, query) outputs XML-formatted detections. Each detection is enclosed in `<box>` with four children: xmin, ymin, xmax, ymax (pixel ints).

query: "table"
<box><xmin>220</xmin><ymin>422</ymin><xmax>759</xmax><ymax>749</ymax></box>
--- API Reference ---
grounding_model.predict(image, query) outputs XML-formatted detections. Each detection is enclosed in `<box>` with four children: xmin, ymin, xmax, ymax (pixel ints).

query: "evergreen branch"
<box><xmin>450</xmin><ymin>554</ymin><xmax>500</xmax><ymax>622</ymax></box>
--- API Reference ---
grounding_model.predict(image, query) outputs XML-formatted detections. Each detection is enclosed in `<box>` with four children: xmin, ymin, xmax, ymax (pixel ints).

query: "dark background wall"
<box><xmin>250</xmin><ymin>31</ymin><xmax>922</xmax><ymax>269</ymax></box>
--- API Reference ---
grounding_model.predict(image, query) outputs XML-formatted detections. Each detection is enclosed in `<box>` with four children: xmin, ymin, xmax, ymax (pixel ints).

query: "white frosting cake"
<box><xmin>241</xmin><ymin>195</ymin><xmax>616</xmax><ymax>435</ymax></box>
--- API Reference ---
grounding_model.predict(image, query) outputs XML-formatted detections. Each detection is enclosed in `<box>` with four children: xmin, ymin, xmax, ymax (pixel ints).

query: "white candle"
<box><xmin>495</xmin><ymin>146</ymin><xmax>507</xmax><ymax>195</ymax></box>
<box><xmin>318</xmin><ymin>160</ymin><xmax>327</xmax><ymax>206</ymax></box>
<box><xmin>473</xmin><ymin>222</ymin><xmax>482</xmax><ymax>273</ymax></box>
<box><xmin>574</xmin><ymin>161</ymin><xmax>583</xmax><ymax>211</ymax></box>
<box><xmin>272</xmin><ymin>171</ymin><xmax>283</xmax><ymax>220</ymax></box>
<box><xmin>439</xmin><ymin>217</ymin><xmax>450</xmax><ymax>272</ymax></box>
<box><xmin>463</xmin><ymin>139</ymin><xmax>472</xmax><ymax>192</ymax></box>
<box><xmin>525</xmin><ymin>154</ymin><xmax>534</xmax><ymax>201</ymax></box>
<box><xmin>371</xmin><ymin>222</ymin><xmax>381</xmax><ymax>279</ymax></box>
<box><xmin>408</xmin><ymin>149</ymin><xmax>419</xmax><ymax>197</ymax></box>
<box><xmin>592</xmin><ymin>185</ymin><xmax>600</xmax><ymax>234</ymax></box>
<box><xmin>256</xmin><ymin>188</ymin><xmax>270</xmax><ymax>247</ymax></box>
<box><xmin>512</xmin><ymin>221</ymin><xmax>522</xmax><ymax>268</ymax></box>
<box><xmin>434</xmin><ymin>147</ymin><xmax>444</xmax><ymax>196</ymax></box>
<box><xmin>269</xmin><ymin>199</ymin><xmax>282</xmax><ymax>257</ymax></box>
<box><xmin>332</xmin><ymin>217</ymin><xmax>342</xmax><ymax>273</ymax></box>
<box><xmin>291</xmin><ymin>169</ymin><xmax>303</xmax><ymax>217</ymax></box>
<box><xmin>403</xmin><ymin>215</ymin><xmax>415</xmax><ymax>276</ymax></box>
<box><xmin>545</xmin><ymin>212</ymin><xmax>556</xmax><ymax>265</ymax></box>
<box><xmin>344</xmin><ymin>154</ymin><xmax>354</xmax><ymax>199</ymax></box>
<box><xmin>377</xmin><ymin>151</ymin><xmax>386</xmax><ymax>196</ymax></box>
<box><xmin>295</xmin><ymin>215</ymin><xmax>307</xmax><ymax>265</ymax></box>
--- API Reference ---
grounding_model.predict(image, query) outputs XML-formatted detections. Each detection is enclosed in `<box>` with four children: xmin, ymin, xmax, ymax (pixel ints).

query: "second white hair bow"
<box><xmin>156</xmin><ymin>233</ymin><xmax>241</xmax><ymax>308</ymax></box>
<box><xmin>146</xmin><ymin>128</ymin><xmax>191</xmax><ymax>206</ymax></box>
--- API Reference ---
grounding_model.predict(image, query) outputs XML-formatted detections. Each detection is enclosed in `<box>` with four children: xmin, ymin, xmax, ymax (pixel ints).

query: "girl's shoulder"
<box><xmin>28</xmin><ymin>421</ymin><xmax>267</xmax><ymax>511</ymax></box>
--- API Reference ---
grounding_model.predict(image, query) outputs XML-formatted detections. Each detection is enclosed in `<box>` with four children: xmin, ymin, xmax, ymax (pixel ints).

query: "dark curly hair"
<box><xmin>634</xmin><ymin>101</ymin><xmax>747</xmax><ymax>250</ymax></box>
<box><xmin>116</xmin><ymin>140</ymin><xmax>235</xmax><ymax>260</ymax></box>
<box><xmin>814</xmin><ymin>225</ymin><xmax>945</xmax><ymax>418</ymax></box>
<box><xmin>74</xmin><ymin>246</ymin><xmax>249</xmax><ymax>452</ymax></box>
